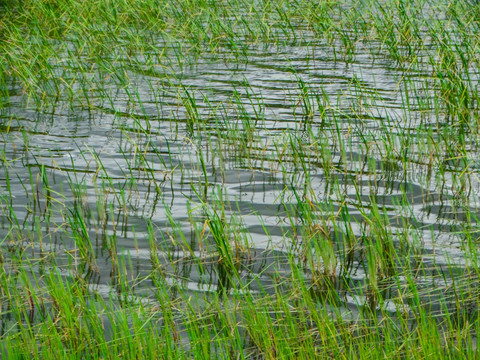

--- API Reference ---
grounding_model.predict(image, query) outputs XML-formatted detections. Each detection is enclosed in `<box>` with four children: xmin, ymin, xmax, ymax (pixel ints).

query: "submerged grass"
<box><xmin>1</xmin><ymin>0</ymin><xmax>480</xmax><ymax>358</ymax></box>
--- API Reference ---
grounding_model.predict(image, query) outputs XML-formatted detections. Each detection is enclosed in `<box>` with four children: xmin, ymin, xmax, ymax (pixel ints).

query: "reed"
<box><xmin>1</xmin><ymin>0</ymin><xmax>480</xmax><ymax>358</ymax></box>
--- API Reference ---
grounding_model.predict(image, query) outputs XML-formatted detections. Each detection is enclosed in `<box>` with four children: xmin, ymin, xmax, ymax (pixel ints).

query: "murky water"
<box><xmin>1</xmin><ymin>27</ymin><xmax>480</xmax><ymax>322</ymax></box>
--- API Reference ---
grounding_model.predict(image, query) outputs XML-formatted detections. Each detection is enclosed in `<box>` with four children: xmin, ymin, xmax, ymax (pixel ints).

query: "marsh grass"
<box><xmin>1</xmin><ymin>0</ymin><xmax>480</xmax><ymax>358</ymax></box>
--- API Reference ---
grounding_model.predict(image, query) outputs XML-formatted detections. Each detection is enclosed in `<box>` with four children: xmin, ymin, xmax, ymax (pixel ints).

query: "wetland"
<box><xmin>1</xmin><ymin>0</ymin><xmax>480</xmax><ymax>358</ymax></box>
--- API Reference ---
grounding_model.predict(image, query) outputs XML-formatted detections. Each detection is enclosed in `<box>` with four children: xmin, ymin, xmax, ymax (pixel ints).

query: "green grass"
<box><xmin>1</xmin><ymin>0</ymin><xmax>480</xmax><ymax>358</ymax></box>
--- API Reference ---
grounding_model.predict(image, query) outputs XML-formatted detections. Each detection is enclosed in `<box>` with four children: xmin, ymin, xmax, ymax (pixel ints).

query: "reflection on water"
<box><xmin>1</xmin><ymin>28</ymin><xmax>480</xmax><ymax>319</ymax></box>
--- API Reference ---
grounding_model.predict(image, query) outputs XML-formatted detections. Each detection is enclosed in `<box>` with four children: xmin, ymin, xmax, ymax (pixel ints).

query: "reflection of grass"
<box><xmin>1</xmin><ymin>0</ymin><xmax>480</xmax><ymax>357</ymax></box>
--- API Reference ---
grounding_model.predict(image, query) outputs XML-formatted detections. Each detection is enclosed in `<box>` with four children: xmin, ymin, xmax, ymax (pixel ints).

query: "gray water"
<box><xmin>1</xmin><ymin>29</ymin><xmax>480</xmax><ymax>320</ymax></box>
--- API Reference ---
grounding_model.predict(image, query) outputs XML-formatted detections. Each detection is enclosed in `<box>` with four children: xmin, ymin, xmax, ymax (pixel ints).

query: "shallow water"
<box><xmin>1</xmin><ymin>26</ymin><xmax>480</xmax><ymax>322</ymax></box>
